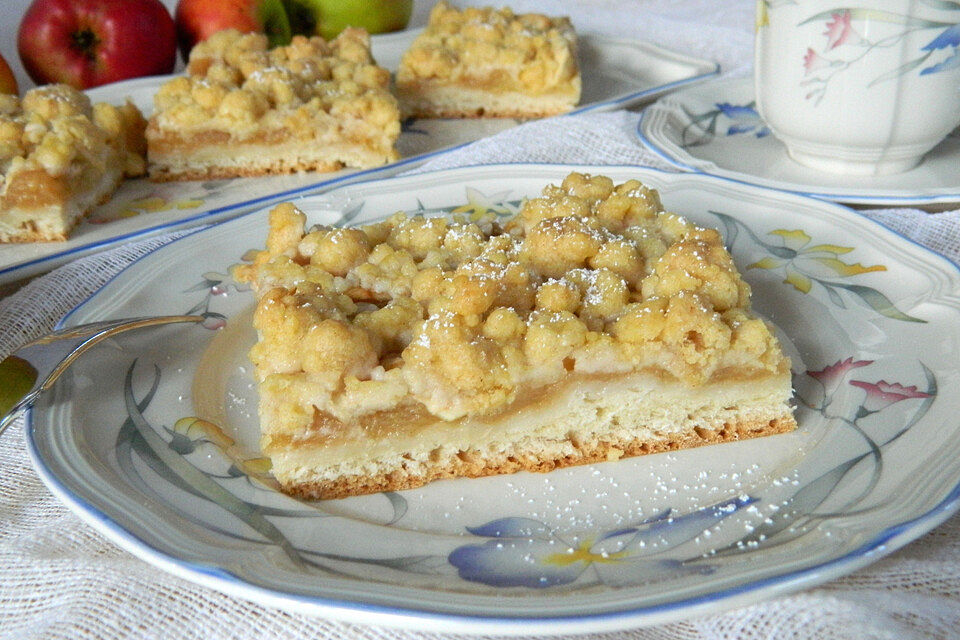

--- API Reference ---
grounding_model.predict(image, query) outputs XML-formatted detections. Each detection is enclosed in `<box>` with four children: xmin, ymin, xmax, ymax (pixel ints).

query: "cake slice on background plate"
<box><xmin>396</xmin><ymin>1</ymin><xmax>581</xmax><ymax>118</ymax></box>
<box><xmin>0</xmin><ymin>84</ymin><xmax>146</xmax><ymax>243</ymax></box>
<box><xmin>146</xmin><ymin>28</ymin><xmax>400</xmax><ymax>181</ymax></box>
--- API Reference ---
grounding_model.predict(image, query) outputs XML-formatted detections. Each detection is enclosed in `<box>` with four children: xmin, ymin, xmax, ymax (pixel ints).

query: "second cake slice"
<box><xmin>147</xmin><ymin>29</ymin><xmax>401</xmax><ymax>181</ymax></box>
<box><xmin>396</xmin><ymin>1</ymin><xmax>581</xmax><ymax>118</ymax></box>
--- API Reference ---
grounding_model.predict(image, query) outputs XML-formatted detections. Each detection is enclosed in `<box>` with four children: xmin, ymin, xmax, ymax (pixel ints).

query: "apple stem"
<box><xmin>70</xmin><ymin>28</ymin><xmax>100</xmax><ymax>60</ymax></box>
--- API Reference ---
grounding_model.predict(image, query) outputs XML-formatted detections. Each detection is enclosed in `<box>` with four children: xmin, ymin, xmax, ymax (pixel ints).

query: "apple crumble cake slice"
<box><xmin>146</xmin><ymin>28</ymin><xmax>401</xmax><ymax>181</ymax></box>
<box><xmin>396</xmin><ymin>1</ymin><xmax>581</xmax><ymax>118</ymax></box>
<box><xmin>237</xmin><ymin>172</ymin><xmax>796</xmax><ymax>500</ymax></box>
<box><xmin>0</xmin><ymin>84</ymin><xmax>146</xmax><ymax>243</ymax></box>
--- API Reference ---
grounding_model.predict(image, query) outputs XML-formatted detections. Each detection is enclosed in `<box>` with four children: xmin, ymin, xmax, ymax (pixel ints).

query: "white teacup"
<box><xmin>755</xmin><ymin>0</ymin><xmax>960</xmax><ymax>176</ymax></box>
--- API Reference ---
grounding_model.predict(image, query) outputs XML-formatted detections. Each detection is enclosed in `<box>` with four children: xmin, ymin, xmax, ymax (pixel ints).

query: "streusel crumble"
<box><xmin>147</xmin><ymin>28</ymin><xmax>400</xmax><ymax>181</ymax></box>
<box><xmin>396</xmin><ymin>1</ymin><xmax>581</xmax><ymax>118</ymax></box>
<box><xmin>237</xmin><ymin>172</ymin><xmax>795</xmax><ymax>499</ymax></box>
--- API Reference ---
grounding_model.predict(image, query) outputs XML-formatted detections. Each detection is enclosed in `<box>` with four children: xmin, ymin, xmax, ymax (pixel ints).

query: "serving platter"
<box><xmin>636</xmin><ymin>77</ymin><xmax>960</xmax><ymax>206</ymax></box>
<box><xmin>29</xmin><ymin>164</ymin><xmax>960</xmax><ymax>634</ymax></box>
<box><xmin>0</xmin><ymin>30</ymin><xmax>718</xmax><ymax>286</ymax></box>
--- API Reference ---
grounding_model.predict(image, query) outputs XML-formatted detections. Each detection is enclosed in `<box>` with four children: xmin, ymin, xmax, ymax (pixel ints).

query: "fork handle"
<box><xmin>0</xmin><ymin>315</ymin><xmax>204</xmax><ymax>438</ymax></box>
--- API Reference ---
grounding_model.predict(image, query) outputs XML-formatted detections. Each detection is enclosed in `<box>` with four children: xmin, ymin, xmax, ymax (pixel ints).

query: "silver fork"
<box><xmin>0</xmin><ymin>315</ymin><xmax>204</xmax><ymax>437</ymax></box>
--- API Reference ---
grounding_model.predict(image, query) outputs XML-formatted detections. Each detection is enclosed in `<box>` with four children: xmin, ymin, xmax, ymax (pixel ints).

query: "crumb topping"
<box><xmin>0</xmin><ymin>84</ymin><xmax>146</xmax><ymax>180</ymax></box>
<box><xmin>396</xmin><ymin>1</ymin><xmax>579</xmax><ymax>94</ymax></box>
<box><xmin>240</xmin><ymin>172</ymin><xmax>787</xmax><ymax>426</ymax></box>
<box><xmin>150</xmin><ymin>28</ymin><xmax>399</xmax><ymax>143</ymax></box>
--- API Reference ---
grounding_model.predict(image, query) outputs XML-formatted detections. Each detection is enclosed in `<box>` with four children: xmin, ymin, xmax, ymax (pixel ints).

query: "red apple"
<box><xmin>175</xmin><ymin>0</ymin><xmax>291</xmax><ymax>61</ymax></box>
<box><xmin>17</xmin><ymin>0</ymin><xmax>177</xmax><ymax>90</ymax></box>
<box><xmin>0</xmin><ymin>54</ymin><xmax>18</xmax><ymax>95</ymax></box>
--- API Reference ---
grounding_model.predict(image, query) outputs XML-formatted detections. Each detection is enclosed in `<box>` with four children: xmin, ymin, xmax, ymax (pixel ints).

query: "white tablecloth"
<box><xmin>2</xmin><ymin>2</ymin><xmax>960</xmax><ymax>639</ymax></box>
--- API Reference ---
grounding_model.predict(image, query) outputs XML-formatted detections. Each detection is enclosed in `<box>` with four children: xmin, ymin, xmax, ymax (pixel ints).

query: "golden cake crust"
<box><xmin>283</xmin><ymin>415</ymin><xmax>796</xmax><ymax>500</ymax></box>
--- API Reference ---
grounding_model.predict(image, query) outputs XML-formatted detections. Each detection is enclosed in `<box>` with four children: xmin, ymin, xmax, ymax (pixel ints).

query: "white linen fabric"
<box><xmin>2</xmin><ymin>2</ymin><xmax>960</xmax><ymax>639</ymax></box>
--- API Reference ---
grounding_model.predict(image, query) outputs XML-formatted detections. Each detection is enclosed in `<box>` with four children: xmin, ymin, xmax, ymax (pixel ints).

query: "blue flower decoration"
<box><xmin>921</xmin><ymin>50</ymin><xmax>960</xmax><ymax>75</ymax></box>
<box><xmin>922</xmin><ymin>24</ymin><xmax>960</xmax><ymax>51</ymax></box>
<box><xmin>727</xmin><ymin>124</ymin><xmax>772</xmax><ymax>138</ymax></box>
<box><xmin>714</xmin><ymin>102</ymin><xmax>770</xmax><ymax>138</ymax></box>
<box><xmin>715</xmin><ymin>102</ymin><xmax>759</xmax><ymax>118</ymax></box>
<box><xmin>921</xmin><ymin>24</ymin><xmax>960</xmax><ymax>75</ymax></box>
<box><xmin>448</xmin><ymin>495</ymin><xmax>756</xmax><ymax>588</ymax></box>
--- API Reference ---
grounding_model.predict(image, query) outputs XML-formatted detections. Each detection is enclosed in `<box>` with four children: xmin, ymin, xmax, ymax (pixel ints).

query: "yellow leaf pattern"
<box><xmin>784</xmin><ymin>270</ymin><xmax>812</xmax><ymax>293</ymax></box>
<box><xmin>545</xmin><ymin>540</ymin><xmax>629</xmax><ymax>567</ymax></box>
<box><xmin>747</xmin><ymin>257</ymin><xmax>784</xmax><ymax>270</ymax></box>
<box><xmin>770</xmin><ymin>229</ymin><xmax>811</xmax><ymax>249</ymax></box>
<box><xmin>805</xmin><ymin>244</ymin><xmax>854</xmax><ymax>255</ymax></box>
<box><xmin>240</xmin><ymin>457</ymin><xmax>273</xmax><ymax>475</ymax></box>
<box><xmin>94</xmin><ymin>195</ymin><xmax>207</xmax><ymax>223</ymax></box>
<box><xmin>129</xmin><ymin>196</ymin><xmax>171</xmax><ymax>212</ymax></box>
<box><xmin>174</xmin><ymin>416</ymin><xmax>276</xmax><ymax>485</ymax></box>
<box><xmin>174</xmin><ymin>416</ymin><xmax>234</xmax><ymax>449</ymax></box>
<box><xmin>810</xmin><ymin>257</ymin><xmax>886</xmax><ymax>277</ymax></box>
<box><xmin>713</xmin><ymin>212</ymin><xmax>921</xmax><ymax>322</ymax></box>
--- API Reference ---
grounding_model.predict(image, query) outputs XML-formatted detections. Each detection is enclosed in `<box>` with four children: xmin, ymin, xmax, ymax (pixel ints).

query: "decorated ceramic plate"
<box><xmin>28</xmin><ymin>165</ymin><xmax>960</xmax><ymax>634</ymax></box>
<box><xmin>636</xmin><ymin>77</ymin><xmax>960</xmax><ymax>206</ymax></box>
<box><xmin>0</xmin><ymin>32</ymin><xmax>718</xmax><ymax>286</ymax></box>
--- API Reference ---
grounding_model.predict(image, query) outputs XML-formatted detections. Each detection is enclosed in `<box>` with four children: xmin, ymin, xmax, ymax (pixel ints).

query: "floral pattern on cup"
<box><xmin>800</xmin><ymin>7</ymin><xmax>960</xmax><ymax>104</ymax></box>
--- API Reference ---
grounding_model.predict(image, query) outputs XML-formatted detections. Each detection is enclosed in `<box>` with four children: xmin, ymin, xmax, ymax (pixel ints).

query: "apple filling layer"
<box><xmin>0</xmin><ymin>85</ymin><xmax>146</xmax><ymax>243</ymax></box>
<box><xmin>237</xmin><ymin>172</ymin><xmax>796</xmax><ymax>499</ymax></box>
<box><xmin>146</xmin><ymin>29</ymin><xmax>400</xmax><ymax>181</ymax></box>
<box><xmin>396</xmin><ymin>1</ymin><xmax>581</xmax><ymax>118</ymax></box>
<box><xmin>267</xmin><ymin>370</ymin><xmax>794</xmax><ymax>499</ymax></box>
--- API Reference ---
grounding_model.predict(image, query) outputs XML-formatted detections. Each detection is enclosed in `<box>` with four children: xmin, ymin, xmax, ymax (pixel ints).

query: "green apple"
<box><xmin>0</xmin><ymin>356</ymin><xmax>37</xmax><ymax>420</ymax></box>
<box><xmin>283</xmin><ymin>0</ymin><xmax>413</xmax><ymax>41</ymax></box>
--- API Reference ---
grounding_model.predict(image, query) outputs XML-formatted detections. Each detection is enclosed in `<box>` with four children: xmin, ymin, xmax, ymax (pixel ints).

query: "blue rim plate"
<box><xmin>27</xmin><ymin>164</ymin><xmax>960</xmax><ymax>634</ymax></box>
<box><xmin>636</xmin><ymin>77</ymin><xmax>960</xmax><ymax>207</ymax></box>
<box><xmin>0</xmin><ymin>33</ymin><xmax>718</xmax><ymax>286</ymax></box>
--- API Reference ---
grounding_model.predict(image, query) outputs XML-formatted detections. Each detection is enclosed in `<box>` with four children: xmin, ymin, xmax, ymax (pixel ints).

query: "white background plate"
<box><xmin>28</xmin><ymin>165</ymin><xmax>960</xmax><ymax>634</ymax></box>
<box><xmin>636</xmin><ymin>77</ymin><xmax>960</xmax><ymax>206</ymax></box>
<box><xmin>0</xmin><ymin>31</ymin><xmax>718</xmax><ymax>286</ymax></box>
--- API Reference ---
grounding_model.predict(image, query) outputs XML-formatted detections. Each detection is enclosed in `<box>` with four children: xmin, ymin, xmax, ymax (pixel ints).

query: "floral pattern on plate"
<box><xmin>712</xmin><ymin>212</ymin><xmax>925</xmax><ymax>323</ymax></box>
<box><xmin>29</xmin><ymin>166</ymin><xmax>960</xmax><ymax>632</ymax></box>
<box><xmin>102</xmin><ymin>182</ymin><xmax>936</xmax><ymax>594</ymax></box>
<box><xmin>116</xmin><ymin>348</ymin><xmax>934</xmax><ymax>591</ymax></box>
<box><xmin>680</xmin><ymin>102</ymin><xmax>770</xmax><ymax>148</ymax></box>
